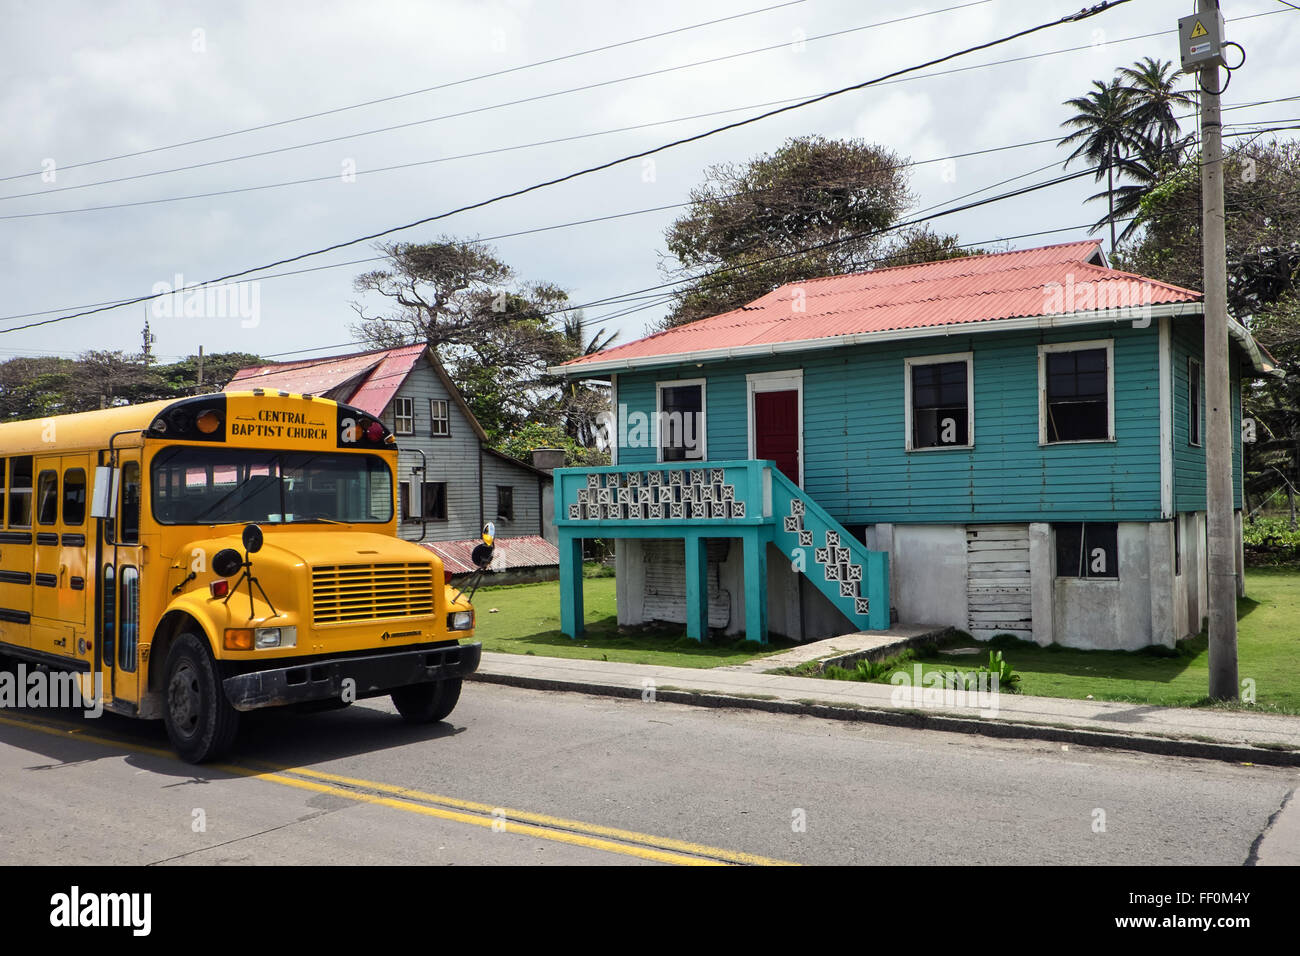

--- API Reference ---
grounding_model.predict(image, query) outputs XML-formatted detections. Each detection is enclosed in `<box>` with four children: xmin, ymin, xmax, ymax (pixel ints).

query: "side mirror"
<box><xmin>213</xmin><ymin>548</ymin><xmax>243</xmax><ymax>577</ymax></box>
<box><xmin>472</xmin><ymin>522</ymin><xmax>496</xmax><ymax>570</ymax></box>
<box><xmin>90</xmin><ymin>466</ymin><xmax>118</xmax><ymax>520</ymax></box>
<box><xmin>242</xmin><ymin>524</ymin><xmax>264</xmax><ymax>554</ymax></box>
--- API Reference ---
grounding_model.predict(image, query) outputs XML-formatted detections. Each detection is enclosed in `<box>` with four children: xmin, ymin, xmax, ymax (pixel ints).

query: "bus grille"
<box><xmin>311</xmin><ymin>563</ymin><xmax>436</xmax><ymax>625</ymax></box>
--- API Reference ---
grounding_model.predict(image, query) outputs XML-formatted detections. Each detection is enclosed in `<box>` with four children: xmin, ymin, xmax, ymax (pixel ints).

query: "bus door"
<box><xmin>31</xmin><ymin>457</ymin><xmax>74</xmax><ymax>658</ymax></box>
<box><xmin>101</xmin><ymin>454</ymin><xmax>143</xmax><ymax>706</ymax></box>
<box><xmin>0</xmin><ymin>456</ymin><xmax>34</xmax><ymax>651</ymax></box>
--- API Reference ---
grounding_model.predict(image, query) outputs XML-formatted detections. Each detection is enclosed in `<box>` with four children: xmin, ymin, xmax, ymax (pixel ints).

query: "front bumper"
<box><xmin>222</xmin><ymin>642</ymin><xmax>482</xmax><ymax>712</ymax></box>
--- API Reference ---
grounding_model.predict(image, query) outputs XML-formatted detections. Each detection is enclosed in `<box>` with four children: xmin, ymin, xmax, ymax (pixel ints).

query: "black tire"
<box><xmin>162</xmin><ymin>633</ymin><xmax>241</xmax><ymax>764</ymax></box>
<box><xmin>391</xmin><ymin>678</ymin><xmax>462</xmax><ymax>724</ymax></box>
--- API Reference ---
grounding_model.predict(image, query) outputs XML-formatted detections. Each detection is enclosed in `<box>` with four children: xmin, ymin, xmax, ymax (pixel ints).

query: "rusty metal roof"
<box><xmin>558</xmin><ymin>241</ymin><xmax>1206</xmax><ymax>374</ymax></box>
<box><xmin>227</xmin><ymin>344</ymin><xmax>427</xmax><ymax>416</ymax></box>
<box><xmin>422</xmin><ymin>535</ymin><xmax>559</xmax><ymax>575</ymax></box>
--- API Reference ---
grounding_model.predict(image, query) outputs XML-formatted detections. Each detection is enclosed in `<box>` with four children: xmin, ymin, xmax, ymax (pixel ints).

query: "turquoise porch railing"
<box><xmin>554</xmin><ymin>460</ymin><xmax>890</xmax><ymax>642</ymax></box>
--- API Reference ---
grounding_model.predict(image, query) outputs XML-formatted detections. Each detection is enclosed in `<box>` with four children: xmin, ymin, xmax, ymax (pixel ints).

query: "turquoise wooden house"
<box><xmin>550</xmin><ymin>242</ymin><xmax>1274</xmax><ymax>650</ymax></box>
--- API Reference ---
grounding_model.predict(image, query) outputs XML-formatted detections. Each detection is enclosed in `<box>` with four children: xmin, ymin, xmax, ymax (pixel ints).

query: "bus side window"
<box><xmin>102</xmin><ymin>565</ymin><xmax>115</xmax><ymax>663</ymax></box>
<box><xmin>0</xmin><ymin>459</ymin><xmax>5</xmax><ymax>527</ymax></box>
<box><xmin>120</xmin><ymin>462</ymin><xmax>140</xmax><ymax>545</ymax></box>
<box><xmin>63</xmin><ymin>469</ymin><xmax>86</xmax><ymax>526</ymax></box>
<box><xmin>36</xmin><ymin>471</ymin><xmax>58</xmax><ymax>526</ymax></box>
<box><xmin>8</xmin><ymin>457</ymin><xmax>32</xmax><ymax>528</ymax></box>
<box><xmin>119</xmin><ymin>567</ymin><xmax>139</xmax><ymax>672</ymax></box>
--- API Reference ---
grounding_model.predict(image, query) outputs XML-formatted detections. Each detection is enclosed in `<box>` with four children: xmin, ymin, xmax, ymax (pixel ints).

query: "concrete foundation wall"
<box><xmin>611</xmin><ymin>516</ymin><xmax>1225</xmax><ymax>649</ymax></box>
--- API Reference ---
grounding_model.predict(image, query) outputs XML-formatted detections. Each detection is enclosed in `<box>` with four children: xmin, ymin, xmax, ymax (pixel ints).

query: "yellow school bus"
<box><xmin>0</xmin><ymin>390</ymin><xmax>484</xmax><ymax>762</ymax></box>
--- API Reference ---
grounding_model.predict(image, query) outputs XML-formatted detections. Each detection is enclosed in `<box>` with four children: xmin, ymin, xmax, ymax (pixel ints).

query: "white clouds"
<box><xmin>1</xmin><ymin>0</ymin><xmax>1298</xmax><ymax>360</ymax></box>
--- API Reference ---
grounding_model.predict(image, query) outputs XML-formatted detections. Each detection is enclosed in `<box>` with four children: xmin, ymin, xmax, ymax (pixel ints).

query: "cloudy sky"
<box><xmin>1</xmin><ymin>0</ymin><xmax>1296</xmax><ymax>366</ymax></box>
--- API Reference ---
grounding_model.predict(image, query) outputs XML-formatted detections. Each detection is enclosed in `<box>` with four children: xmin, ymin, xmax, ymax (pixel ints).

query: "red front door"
<box><xmin>754</xmin><ymin>389</ymin><xmax>800</xmax><ymax>485</ymax></box>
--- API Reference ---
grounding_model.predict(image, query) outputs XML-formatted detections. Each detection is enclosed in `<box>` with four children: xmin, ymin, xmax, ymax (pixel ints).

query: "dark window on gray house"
<box><xmin>1054</xmin><ymin>522</ymin><xmax>1118</xmax><ymax>578</ymax></box>
<box><xmin>399</xmin><ymin>482</ymin><xmax>411</xmax><ymax>520</ymax></box>
<box><xmin>497</xmin><ymin>485</ymin><xmax>514</xmax><ymax>521</ymax></box>
<box><xmin>422</xmin><ymin>481</ymin><xmax>447</xmax><ymax>520</ymax></box>
<box><xmin>1045</xmin><ymin>348</ymin><xmax>1108</xmax><ymax>442</ymax></box>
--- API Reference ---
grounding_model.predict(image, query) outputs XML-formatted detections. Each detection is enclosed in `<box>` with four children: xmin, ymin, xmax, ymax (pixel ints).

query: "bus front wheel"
<box><xmin>391</xmin><ymin>679</ymin><xmax>461</xmax><ymax>724</ymax></box>
<box><xmin>162</xmin><ymin>633</ymin><xmax>241</xmax><ymax>763</ymax></box>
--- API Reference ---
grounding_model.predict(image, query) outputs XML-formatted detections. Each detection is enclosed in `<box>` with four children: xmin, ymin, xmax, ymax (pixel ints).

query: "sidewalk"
<box><xmin>469</xmin><ymin>651</ymin><xmax>1300</xmax><ymax>767</ymax></box>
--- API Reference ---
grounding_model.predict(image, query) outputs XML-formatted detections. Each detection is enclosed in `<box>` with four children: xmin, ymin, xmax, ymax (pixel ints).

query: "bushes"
<box><xmin>1244</xmin><ymin>517</ymin><xmax>1300</xmax><ymax>564</ymax></box>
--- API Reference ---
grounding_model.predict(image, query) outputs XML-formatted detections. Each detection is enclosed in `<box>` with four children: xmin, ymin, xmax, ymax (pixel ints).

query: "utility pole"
<box><xmin>197</xmin><ymin>345</ymin><xmax>205</xmax><ymax>390</ymax></box>
<box><xmin>1182</xmin><ymin>0</ymin><xmax>1237</xmax><ymax>700</ymax></box>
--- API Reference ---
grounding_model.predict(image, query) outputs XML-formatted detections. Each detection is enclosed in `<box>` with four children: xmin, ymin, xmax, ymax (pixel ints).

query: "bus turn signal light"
<box><xmin>224</xmin><ymin>628</ymin><xmax>254</xmax><ymax>650</ymax></box>
<box><xmin>196</xmin><ymin>410</ymin><xmax>221</xmax><ymax>434</ymax></box>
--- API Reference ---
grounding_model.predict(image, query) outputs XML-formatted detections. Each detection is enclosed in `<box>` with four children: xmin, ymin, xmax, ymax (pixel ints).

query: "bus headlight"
<box><xmin>447</xmin><ymin>611</ymin><xmax>473</xmax><ymax>631</ymax></box>
<box><xmin>254</xmin><ymin>626</ymin><xmax>297</xmax><ymax>649</ymax></box>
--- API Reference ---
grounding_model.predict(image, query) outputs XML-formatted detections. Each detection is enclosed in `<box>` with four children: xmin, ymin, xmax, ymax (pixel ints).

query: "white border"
<box><xmin>1038</xmin><ymin>339</ymin><xmax>1115</xmax><ymax>445</ymax></box>
<box><xmin>655</xmin><ymin>378</ymin><xmax>707</xmax><ymax>463</ymax></box>
<box><xmin>1188</xmin><ymin>356</ymin><xmax>1203</xmax><ymax>447</ymax></box>
<box><xmin>429</xmin><ymin>398</ymin><xmax>450</xmax><ymax>437</ymax></box>
<box><xmin>903</xmin><ymin>351</ymin><xmax>974</xmax><ymax>452</ymax></box>
<box><xmin>745</xmin><ymin>369</ymin><xmax>804</xmax><ymax>486</ymax></box>
<box><xmin>392</xmin><ymin>396</ymin><xmax>414</xmax><ymax>436</ymax></box>
<box><xmin>1158</xmin><ymin>317</ymin><xmax>1173</xmax><ymax>518</ymax></box>
<box><xmin>608</xmin><ymin>373</ymin><xmax>619</xmax><ymax>466</ymax></box>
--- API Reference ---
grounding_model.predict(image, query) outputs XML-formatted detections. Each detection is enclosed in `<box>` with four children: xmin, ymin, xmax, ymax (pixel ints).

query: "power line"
<box><xmin>5</xmin><ymin>5</ymin><xmax>1289</xmax><ymax>216</ymax></box>
<box><xmin>0</xmin><ymin>1</ymin><xmax>993</xmax><ymax>194</ymax></box>
<box><xmin>0</xmin><ymin>0</ymin><xmax>816</xmax><ymax>184</ymax></box>
<box><xmin>0</xmin><ymin>1</ymin><xmax>1133</xmax><ymax>336</ymax></box>
<box><xmin>12</xmin><ymin>89</ymin><xmax>1296</xmax><ymax>222</ymax></box>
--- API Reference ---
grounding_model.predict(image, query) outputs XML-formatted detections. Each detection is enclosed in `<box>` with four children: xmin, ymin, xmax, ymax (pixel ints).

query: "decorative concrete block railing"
<box><xmin>553</xmin><ymin>460</ymin><xmax>889</xmax><ymax>641</ymax></box>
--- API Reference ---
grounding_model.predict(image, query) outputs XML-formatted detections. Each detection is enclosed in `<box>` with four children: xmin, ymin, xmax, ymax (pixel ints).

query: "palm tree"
<box><xmin>559</xmin><ymin>310</ymin><xmax>619</xmax><ymax>446</ymax></box>
<box><xmin>1059</xmin><ymin>79</ymin><xmax>1135</xmax><ymax>252</ymax></box>
<box><xmin>1118</xmin><ymin>57</ymin><xmax>1196</xmax><ymax>157</ymax></box>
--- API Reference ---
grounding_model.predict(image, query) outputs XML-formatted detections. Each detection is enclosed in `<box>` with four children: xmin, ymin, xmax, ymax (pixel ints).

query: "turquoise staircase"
<box><xmin>553</xmin><ymin>460</ymin><xmax>890</xmax><ymax>642</ymax></box>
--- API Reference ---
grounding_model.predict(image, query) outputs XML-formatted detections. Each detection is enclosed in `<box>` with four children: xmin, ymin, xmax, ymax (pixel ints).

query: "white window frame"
<box><xmin>654</xmin><ymin>378</ymin><xmax>707</xmax><ymax>463</ymax></box>
<box><xmin>745</xmin><ymin>370</ymin><xmax>804</xmax><ymax>486</ymax></box>
<box><xmin>903</xmin><ymin>351</ymin><xmax>974</xmax><ymax>452</ymax></box>
<box><xmin>1038</xmin><ymin>339</ymin><xmax>1115</xmax><ymax>445</ymax></box>
<box><xmin>1188</xmin><ymin>357</ymin><xmax>1202</xmax><ymax>447</ymax></box>
<box><xmin>392</xmin><ymin>397</ymin><xmax>414</xmax><ymax>436</ymax></box>
<box><xmin>429</xmin><ymin>399</ymin><xmax>450</xmax><ymax>437</ymax></box>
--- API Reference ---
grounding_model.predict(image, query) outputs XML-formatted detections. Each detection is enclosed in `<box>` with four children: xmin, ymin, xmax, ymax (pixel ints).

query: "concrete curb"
<box><xmin>468</xmin><ymin>671</ymin><xmax>1300</xmax><ymax>768</ymax></box>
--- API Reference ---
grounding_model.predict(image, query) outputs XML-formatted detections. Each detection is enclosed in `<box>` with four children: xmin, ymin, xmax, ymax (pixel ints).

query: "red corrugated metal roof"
<box><xmin>560</xmin><ymin>241</ymin><xmax>1203</xmax><ymax>371</ymax></box>
<box><xmin>422</xmin><ymin>535</ymin><xmax>559</xmax><ymax>575</ymax></box>
<box><xmin>226</xmin><ymin>344</ymin><xmax>427</xmax><ymax>415</ymax></box>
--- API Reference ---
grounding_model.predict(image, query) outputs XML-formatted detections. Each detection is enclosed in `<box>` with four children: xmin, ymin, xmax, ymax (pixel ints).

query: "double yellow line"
<box><xmin>0</xmin><ymin>711</ymin><xmax>795</xmax><ymax>866</ymax></box>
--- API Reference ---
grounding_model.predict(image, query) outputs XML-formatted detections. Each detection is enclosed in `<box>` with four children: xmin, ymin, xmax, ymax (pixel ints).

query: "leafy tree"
<box><xmin>1060</xmin><ymin>79</ymin><xmax>1136</xmax><ymax>252</ymax></box>
<box><xmin>877</xmin><ymin>226</ymin><xmax>988</xmax><ymax>267</ymax></box>
<box><xmin>350</xmin><ymin>238</ymin><xmax>575</xmax><ymax>440</ymax></box>
<box><xmin>495</xmin><ymin>421</ymin><xmax>608</xmax><ymax>467</ymax></box>
<box><xmin>1061</xmin><ymin>59</ymin><xmax>1194</xmax><ymax>248</ymax></box>
<box><xmin>1114</xmin><ymin>141</ymin><xmax>1300</xmax><ymax>513</ymax></box>
<box><xmin>555</xmin><ymin>310</ymin><xmax>616</xmax><ymax>448</ymax></box>
<box><xmin>658</xmin><ymin>135</ymin><xmax>915</xmax><ymax>328</ymax></box>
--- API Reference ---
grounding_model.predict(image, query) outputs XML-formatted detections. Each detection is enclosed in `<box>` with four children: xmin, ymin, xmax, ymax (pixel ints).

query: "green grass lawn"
<box><xmin>467</xmin><ymin>567</ymin><xmax>794</xmax><ymax>668</ymax></box>
<box><xmin>466</xmin><ymin>565</ymin><xmax>1300</xmax><ymax>709</ymax></box>
<box><xmin>828</xmin><ymin>568</ymin><xmax>1300</xmax><ymax>713</ymax></box>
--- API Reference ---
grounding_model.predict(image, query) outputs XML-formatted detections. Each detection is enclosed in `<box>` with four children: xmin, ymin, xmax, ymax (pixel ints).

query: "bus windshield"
<box><xmin>150</xmin><ymin>447</ymin><xmax>393</xmax><ymax>525</ymax></box>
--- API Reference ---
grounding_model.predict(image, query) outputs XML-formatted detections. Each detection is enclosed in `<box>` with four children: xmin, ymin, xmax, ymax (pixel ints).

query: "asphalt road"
<box><xmin>0</xmin><ymin>682</ymin><xmax>1294</xmax><ymax>866</ymax></box>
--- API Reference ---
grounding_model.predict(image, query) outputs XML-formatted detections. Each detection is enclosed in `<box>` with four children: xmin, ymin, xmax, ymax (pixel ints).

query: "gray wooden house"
<box><xmin>228</xmin><ymin>345</ymin><xmax>555</xmax><ymax>545</ymax></box>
